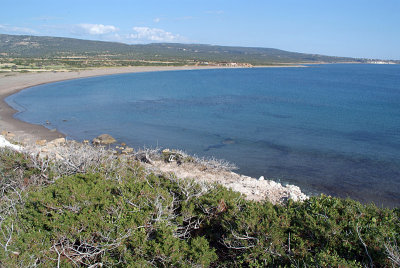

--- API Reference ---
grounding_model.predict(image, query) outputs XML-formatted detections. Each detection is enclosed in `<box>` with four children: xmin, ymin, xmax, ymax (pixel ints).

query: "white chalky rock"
<box><xmin>0</xmin><ymin>135</ymin><xmax>21</xmax><ymax>151</ymax></box>
<box><xmin>269</xmin><ymin>180</ymin><xmax>278</xmax><ymax>187</ymax></box>
<box><xmin>258</xmin><ymin>176</ymin><xmax>265</xmax><ymax>181</ymax></box>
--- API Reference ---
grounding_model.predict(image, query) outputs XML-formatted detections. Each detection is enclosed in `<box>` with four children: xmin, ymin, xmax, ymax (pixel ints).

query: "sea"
<box><xmin>6</xmin><ymin>64</ymin><xmax>400</xmax><ymax>207</ymax></box>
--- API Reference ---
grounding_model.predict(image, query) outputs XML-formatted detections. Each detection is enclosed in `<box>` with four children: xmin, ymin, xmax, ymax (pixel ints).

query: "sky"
<box><xmin>1</xmin><ymin>0</ymin><xmax>399</xmax><ymax>60</ymax></box>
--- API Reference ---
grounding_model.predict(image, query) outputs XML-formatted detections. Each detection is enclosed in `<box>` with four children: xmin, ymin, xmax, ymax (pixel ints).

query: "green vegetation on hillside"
<box><xmin>0</xmin><ymin>146</ymin><xmax>399</xmax><ymax>267</ymax></box>
<box><xmin>0</xmin><ymin>34</ymin><xmax>372</xmax><ymax>72</ymax></box>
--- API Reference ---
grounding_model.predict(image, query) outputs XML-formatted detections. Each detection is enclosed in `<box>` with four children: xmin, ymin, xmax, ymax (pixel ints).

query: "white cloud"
<box><xmin>153</xmin><ymin>18</ymin><xmax>161</xmax><ymax>23</ymax></box>
<box><xmin>127</xmin><ymin>27</ymin><xmax>182</xmax><ymax>42</ymax></box>
<box><xmin>77</xmin><ymin>24</ymin><xmax>118</xmax><ymax>35</ymax></box>
<box><xmin>0</xmin><ymin>24</ymin><xmax>38</xmax><ymax>34</ymax></box>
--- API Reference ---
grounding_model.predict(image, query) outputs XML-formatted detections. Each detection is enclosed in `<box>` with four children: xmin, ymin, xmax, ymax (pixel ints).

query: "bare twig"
<box><xmin>356</xmin><ymin>223</ymin><xmax>373</xmax><ymax>267</ymax></box>
<box><xmin>385</xmin><ymin>238</ymin><xmax>400</xmax><ymax>267</ymax></box>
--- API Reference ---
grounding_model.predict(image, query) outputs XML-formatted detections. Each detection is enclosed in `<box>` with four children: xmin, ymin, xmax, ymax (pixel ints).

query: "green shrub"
<box><xmin>0</xmin><ymin>148</ymin><xmax>398</xmax><ymax>267</ymax></box>
<box><xmin>212</xmin><ymin>195</ymin><xmax>399</xmax><ymax>267</ymax></box>
<box><xmin>1</xmin><ymin>172</ymin><xmax>219</xmax><ymax>267</ymax></box>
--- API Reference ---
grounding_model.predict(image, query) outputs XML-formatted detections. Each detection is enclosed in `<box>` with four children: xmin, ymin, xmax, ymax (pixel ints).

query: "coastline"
<box><xmin>0</xmin><ymin>66</ymin><xmax>232</xmax><ymax>143</ymax></box>
<box><xmin>0</xmin><ymin>64</ymin><xmax>305</xmax><ymax>143</ymax></box>
<box><xmin>0</xmin><ymin>65</ymin><xmax>309</xmax><ymax>204</ymax></box>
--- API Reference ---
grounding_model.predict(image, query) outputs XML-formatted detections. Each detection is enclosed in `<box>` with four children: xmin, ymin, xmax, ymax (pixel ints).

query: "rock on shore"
<box><xmin>150</xmin><ymin>160</ymin><xmax>308</xmax><ymax>204</ymax></box>
<box><xmin>92</xmin><ymin>134</ymin><xmax>117</xmax><ymax>145</ymax></box>
<box><xmin>1</xmin><ymin>134</ymin><xmax>308</xmax><ymax>205</ymax></box>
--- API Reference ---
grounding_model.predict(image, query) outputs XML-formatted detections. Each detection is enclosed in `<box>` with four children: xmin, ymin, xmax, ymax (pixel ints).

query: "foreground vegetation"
<box><xmin>0</xmin><ymin>146</ymin><xmax>399</xmax><ymax>267</ymax></box>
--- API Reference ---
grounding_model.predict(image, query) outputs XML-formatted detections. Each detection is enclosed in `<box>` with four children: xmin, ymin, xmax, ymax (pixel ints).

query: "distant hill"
<box><xmin>0</xmin><ymin>34</ymin><xmax>369</xmax><ymax>65</ymax></box>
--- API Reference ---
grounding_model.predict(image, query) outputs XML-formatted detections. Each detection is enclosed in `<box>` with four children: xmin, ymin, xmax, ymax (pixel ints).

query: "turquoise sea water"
<box><xmin>6</xmin><ymin>64</ymin><xmax>400</xmax><ymax>207</ymax></box>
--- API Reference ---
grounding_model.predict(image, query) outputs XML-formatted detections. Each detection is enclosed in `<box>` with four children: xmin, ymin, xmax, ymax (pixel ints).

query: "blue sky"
<box><xmin>1</xmin><ymin>0</ymin><xmax>399</xmax><ymax>59</ymax></box>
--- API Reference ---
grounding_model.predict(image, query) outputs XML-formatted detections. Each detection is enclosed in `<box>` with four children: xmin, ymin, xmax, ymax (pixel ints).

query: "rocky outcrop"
<box><xmin>1</xmin><ymin>134</ymin><xmax>308</xmax><ymax>205</ymax></box>
<box><xmin>121</xmin><ymin>147</ymin><xmax>134</xmax><ymax>154</ymax></box>
<box><xmin>35</xmin><ymin>139</ymin><xmax>47</xmax><ymax>146</ymax></box>
<box><xmin>162</xmin><ymin>149</ymin><xmax>194</xmax><ymax>165</ymax></box>
<box><xmin>150</xmin><ymin>160</ymin><xmax>308</xmax><ymax>204</ymax></box>
<box><xmin>0</xmin><ymin>134</ymin><xmax>21</xmax><ymax>151</ymax></box>
<box><xmin>48</xmin><ymin>137</ymin><xmax>66</xmax><ymax>146</ymax></box>
<box><xmin>1</xmin><ymin>130</ymin><xmax>16</xmax><ymax>139</ymax></box>
<box><xmin>92</xmin><ymin>134</ymin><xmax>116</xmax><ymax>145</ymax></box>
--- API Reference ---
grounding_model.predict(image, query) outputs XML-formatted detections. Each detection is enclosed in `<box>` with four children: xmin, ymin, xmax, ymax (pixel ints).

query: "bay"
<box><xmin>6</xmin><ymin>64</ymin><xmax>400</xmax><ymax>207</ymax></box>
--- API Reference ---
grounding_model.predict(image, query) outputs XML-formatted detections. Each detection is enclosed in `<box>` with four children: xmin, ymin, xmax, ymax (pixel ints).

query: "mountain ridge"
<box><xmin>0</xmin><ymin>33</ymin><xmax>374</xmax><ymax>65</ymax></box>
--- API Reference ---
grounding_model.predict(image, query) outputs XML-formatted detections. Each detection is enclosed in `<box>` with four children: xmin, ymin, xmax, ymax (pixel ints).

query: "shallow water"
<box><xmin>6</xmin><ymin>64</ymin><xmax>400</xmax><ymax>207</ymax></box>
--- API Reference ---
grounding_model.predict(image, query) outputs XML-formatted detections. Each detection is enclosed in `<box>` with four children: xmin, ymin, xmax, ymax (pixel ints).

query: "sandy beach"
<box><xmin>0</xmin><ymin>66</ymin><xmax>227</xmax><ymax>143</ymax></box>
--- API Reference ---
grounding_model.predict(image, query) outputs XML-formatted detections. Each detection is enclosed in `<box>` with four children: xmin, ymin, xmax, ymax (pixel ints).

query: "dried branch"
<box><xmin>385</xmin><ymin>238</ymin><xmax>400</xmax><ymax>267</ymax></box>
<box><xmin>356</xmin><ymin>223</ymin><xmax>373</xmax><ymax>267</ymax></box>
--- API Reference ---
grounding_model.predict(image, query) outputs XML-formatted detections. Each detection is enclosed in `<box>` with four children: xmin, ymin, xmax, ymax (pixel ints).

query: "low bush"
<box><xmin>0</xmin><ymin>147</ymin><xmax>398</xmax><ymax>267</ymax></box>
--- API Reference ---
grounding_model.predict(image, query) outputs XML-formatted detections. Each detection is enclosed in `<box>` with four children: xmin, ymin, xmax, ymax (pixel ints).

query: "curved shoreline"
<box><xmin>0</xmin><ymin>65</ymin><xmax>310</xmax><ymax>204</ymax></box>
<box><xmin>0</xmin><ymin>66</ymin><xmax>230</xmax><ymax>143</ymax></box>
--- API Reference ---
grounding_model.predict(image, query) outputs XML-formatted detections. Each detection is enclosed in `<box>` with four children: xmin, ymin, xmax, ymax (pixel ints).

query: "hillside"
<box><xmin>0</xmin><ymin>34</ymin><xmax>367</xmax><ymax>66</ymax></box>
<box><xmin>0</xmin><ymin>138</ymin><xmax>399</xmax><ymax>266</ymax></box>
